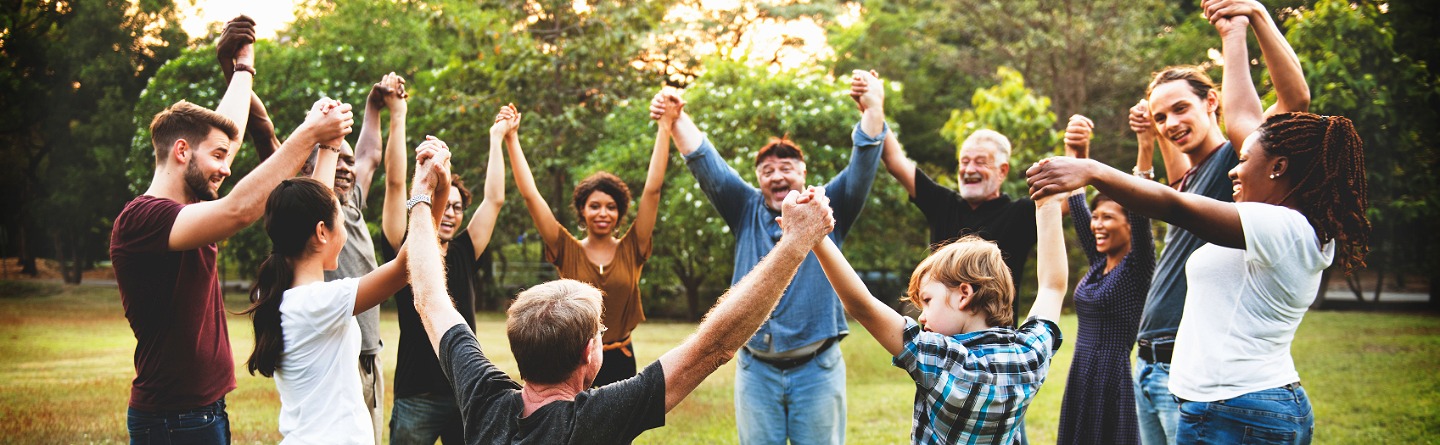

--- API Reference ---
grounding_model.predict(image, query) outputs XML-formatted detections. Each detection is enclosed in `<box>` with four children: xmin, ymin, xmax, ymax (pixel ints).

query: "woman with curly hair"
<box><xmin>1027</xmin><ymin>6</ymin><xmax>1368</xmax><ymax>443</ymax></box>
<box><xmin>504</xmin><ymin>102</ymin><xmax>672</xmax><ymax>387</ymax></box>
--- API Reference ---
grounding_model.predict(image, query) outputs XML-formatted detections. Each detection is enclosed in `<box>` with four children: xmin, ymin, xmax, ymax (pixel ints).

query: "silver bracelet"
<box><xmin>1132</xmin><ymin>167</ymin><xmax>1155</xmax><ymax>180</ymax></box>
<box><xmin>406</xmin><ymin>194</ymin><xmax>431</xmax><ymax>211</ymax></box>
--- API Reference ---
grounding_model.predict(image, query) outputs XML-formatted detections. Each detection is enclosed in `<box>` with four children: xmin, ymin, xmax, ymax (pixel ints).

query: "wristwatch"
<box><xmin>1132</xmin><ymin>167</ymin><xmax>1155</xmax><ymax>180</ymax></box>
<box><xmin>406</xmin><ymin>194</ymin><xmax>431</xmax><ymax>211</ymax></box>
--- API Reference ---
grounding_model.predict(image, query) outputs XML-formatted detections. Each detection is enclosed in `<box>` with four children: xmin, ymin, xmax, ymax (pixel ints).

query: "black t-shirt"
<box><xmin>438</xmin><ymin>324</ymin><xmax>667</xmax><ymax>444</ymax></box>
<box><xmin>383</xmin><ymin>231</ymin><xmax>481</xmax><ymax>398</ymax></box>
<box><xmin>911</xmin><ymin>167</ymin><xmax>1037</xmax><ymax>295</ymax></box>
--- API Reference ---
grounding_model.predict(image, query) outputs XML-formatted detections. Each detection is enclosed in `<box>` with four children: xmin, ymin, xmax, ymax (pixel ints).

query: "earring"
<box><xmin>1269</xmin><ymin>173</ymin><xmax>1279</xmax><ymax>179</ymax></box>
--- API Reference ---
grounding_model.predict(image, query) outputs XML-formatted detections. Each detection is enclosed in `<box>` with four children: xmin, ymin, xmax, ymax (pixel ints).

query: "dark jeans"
<box><xmin>391</xmin><ymin>392</ymin><xmax>464</xmax><ymax>445</ymax></box>
<box><xmin>127</xmin><ymin>398</ymin><xmax>230</xmax><ymax>445</ymax></box>
<box><xmin>594</xmin><ymin>342</ymin><xmax>637</xmax><ymax>387</ymax></box>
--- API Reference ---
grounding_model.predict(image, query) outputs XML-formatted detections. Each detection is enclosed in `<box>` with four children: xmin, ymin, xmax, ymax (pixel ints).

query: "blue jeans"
<box><xmin>390</xmin><ymin>392</ymin><xmax>463</xmax><ymax>445</ymax></box>
<box><xmin>1177</xmin><ymin>385</ymin><xmax>1313</xmax><ymax>445</ymax></box>
<box><xmin>1135</xmin><ymin>357</ymin><xmax>1179</xmax><ymax>445</ymax></box>
<box><xmin>735</xmin><ymin>344</ymin><xmax>846</xmax><ymax>445</ymax></box>
<box><xmin>127</xmin><ymin>398</ymin><xmax>230</xmax><ymax>445</ymax></box>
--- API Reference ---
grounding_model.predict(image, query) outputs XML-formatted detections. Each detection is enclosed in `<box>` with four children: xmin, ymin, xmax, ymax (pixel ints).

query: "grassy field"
<box><xmin>0</xmin><ymin>280</ymin><xmax>1436</xmax><ymax>444</ymax></box>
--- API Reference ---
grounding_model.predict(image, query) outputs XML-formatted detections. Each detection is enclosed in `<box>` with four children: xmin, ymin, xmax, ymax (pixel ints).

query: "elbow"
<box><xmin>1292</xmin><ymin>93</ymin><xmax>1311</xmax><ymax>113</ymax></box>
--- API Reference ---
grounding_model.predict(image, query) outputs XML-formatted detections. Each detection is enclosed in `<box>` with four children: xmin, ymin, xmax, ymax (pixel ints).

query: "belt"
<box><xmin>603</xmin><ymin>336</ymin><xmax>633</xmax><ymax>357</ymax></box>
<box><xmin>1136</xmin><ymin>337</ymin><xmax>1174</xmax><ymax>364</ymax></box>
<box><xmin>748</xmin><ymin>338</ymin><xmax>837</xmax><ymax>370</ymax></box>
<box><xmin>1176</xmin><ymin>382</ymin><xmax>1302</xmax><ymax>405</ymax></box>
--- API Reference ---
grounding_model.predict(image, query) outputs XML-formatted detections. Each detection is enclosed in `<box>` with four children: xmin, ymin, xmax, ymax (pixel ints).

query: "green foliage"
<box><xmin>940</xmin><ymin>67</ymin><xmax>1060</xmax><ymax>198</ymax></box>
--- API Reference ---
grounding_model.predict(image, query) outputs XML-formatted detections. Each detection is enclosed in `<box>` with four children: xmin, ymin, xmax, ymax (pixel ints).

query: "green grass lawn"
<box><xmin>1</xmin><ymin>281</ymin><xmax>1437</xmax><ymax>444</ymax></box>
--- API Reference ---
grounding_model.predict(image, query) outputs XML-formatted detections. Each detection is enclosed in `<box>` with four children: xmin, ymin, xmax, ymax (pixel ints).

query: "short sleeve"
<box><xmin>623</xmin><ymin>225</ymin><xmax>652</xmax><ymax>262</ymax></box>
<box><xmin>542</xmin><ymin>226</ymin><xmax>582</xmax><ymax>266</ymax></box>
<box><xmin>113</xmin><ymin>197</ymin><xmax>183</xmax><ymax>254</ymax></box>
<box><xmin>1017</xmin><ymin>316</ymin><xmax>1062</xmax><ymax>356</ymax></box>
<box><xmin>892</xmin><ymin>316</ymin><xmax>943</xmax><ymax>388</ymax></box>
<box><xmin>284</xmin><ymin>278</ymin><xmax>360</xmax><ymax>333</ymax></box>
<box><xmin>579</xmin><ymin>361</ymin><xmax>668</xmax><ymax>440</ymax></box>
<box><xmin>1236</xmin><ymin>202</ymin><xmax>1325</xmax><ymax>269</ymax></box>
<box><xmin>439</xmin><ymin>324</ymin><xmax>521</xmax><ymax>418</ymax></box>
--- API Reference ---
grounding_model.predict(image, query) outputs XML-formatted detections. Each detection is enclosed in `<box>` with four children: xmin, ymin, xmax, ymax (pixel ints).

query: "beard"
<box><xmin>184</xmin><ymin>159</ymin><xmax>219</xmax><ymax>202</ymax></box>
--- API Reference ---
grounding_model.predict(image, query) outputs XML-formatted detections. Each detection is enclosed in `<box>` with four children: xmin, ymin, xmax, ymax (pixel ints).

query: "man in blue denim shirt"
<box><xmin>649</xmin><ymin>70</ymin><xmax>889</xmax><ymax>444</ymax></box>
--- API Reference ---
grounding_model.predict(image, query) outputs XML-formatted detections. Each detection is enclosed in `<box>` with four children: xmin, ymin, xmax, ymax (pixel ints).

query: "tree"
<box><xmin>1</xmin><ymin>0</ymin><xmax>186</xmax><ymax>283</ymax></box>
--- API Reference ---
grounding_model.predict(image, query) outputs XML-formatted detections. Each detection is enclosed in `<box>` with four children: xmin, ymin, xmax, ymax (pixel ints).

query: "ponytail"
<box><xmin>239</xmin><ymin>178</ymin><xmax>340</xmax><ymax>378</ymax></box>
<box><xmin>242</xmin><ymin>253</ymin><xmax>291</xmax><ymax>377</ymax></box>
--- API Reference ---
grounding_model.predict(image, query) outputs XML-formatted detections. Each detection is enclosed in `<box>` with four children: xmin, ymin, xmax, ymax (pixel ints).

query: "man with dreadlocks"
<box><xmin>1027</xmin><ymin>0</ymin><xmax>1369</xmax><ymax>443</ymax></box>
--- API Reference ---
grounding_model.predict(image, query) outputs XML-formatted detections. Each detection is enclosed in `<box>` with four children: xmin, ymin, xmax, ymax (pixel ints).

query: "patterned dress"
<box><xmin>1056</xmin><ymin>193</ymin><xmax>1155</xmax><ymax>445</ymax></box>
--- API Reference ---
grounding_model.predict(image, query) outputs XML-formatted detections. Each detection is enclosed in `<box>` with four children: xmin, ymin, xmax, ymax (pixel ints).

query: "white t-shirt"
<box><xmin>1170</xmin><ymin>203</ymin><xmax>1334</xmax><ymax>402</ymax></box>
<box><xmin>274</xmin><ymin>278</ymin><xmax>373</xmax><ymax>444</ymax></box>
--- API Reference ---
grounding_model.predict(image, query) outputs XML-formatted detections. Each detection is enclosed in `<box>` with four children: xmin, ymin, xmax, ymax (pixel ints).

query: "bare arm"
<box><xmin>632</xmin><ymin>115</ymin><xmax>672</xmax><ymax>246</ymax></box>
<box><xmin>1205</xmin><ymin>0</ymin><xmax>1309</xmax><ymax>119</ymax></box>
<box><xmin>169</xmin><ymin>101</ymin><xmax>354</xmax><ymax>251</ymax></box>
<box><xmin>880</xmin><ymin>131</ymin><xmax>917</xmax><ymax>197</ymax></box>
<box><xmin>1215</xmin><ymin>14</ymin><xmax>1266</xmax><ymax>149</ymax></box>
<box><xmin>814</xmin><ymin>237</ymin><xmax>905</xmax><ymax>356</ymax></box>
<box><xmin>215</xmin><ymin>48</ymin><xmax>254</xmax><ymax>168</ymax></box>
<box><xmin>1027</xmin><ymin>157</ymin><xmax>1243</xmax><ymax>248</ymax></box>
<box><xmin>247</xmin><ymin>93</ymin><xmax>280</xmax><ymax>160</ymax></box>
<box><xmin>351</xmin><ymin>89</ymin><xmax>386</xmax><ymax>199</ymax></box>
<box><xmin>1026</xmin><ymin>194</ymin><xmax>1067</xmax><ymax>321</ymax></box>
<box><xmin>355</xmin><ymin>246</ymin><xmax>407</xmax><ymax>315</ymax></box>
<box><xmin>407</xmin><ymin>153</ymin><xmax>466</xmax><ymax>355</ymax></box>
<box><xmin>465</xmin><ymin>114</ymin><xmax>512</xmax><ymax>259</ymax></box>
<box><xmin>657</xmin><ymin>188</ymin><xmax>833</xmax><ymax>412</ymax></box>
<box><xmin>310</xmin><ymin>143</ymin><xmax>339</xmax><ymax>188</ymax></box>
<box><xmin>505</xmin><ymin>113</ymin><xmax>564</xmax><ymax>247</ymax></box>
<box><xmin>380</xmin><ymin>96</ymin><xmax>409</xmax><ymax>250</ymax></box>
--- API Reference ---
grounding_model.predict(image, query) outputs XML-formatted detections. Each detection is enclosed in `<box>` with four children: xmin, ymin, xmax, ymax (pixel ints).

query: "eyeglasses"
<box><xmin>445</xmin><ymin>202</ymin><xmax>465</xmax><ymax>214</ymax></box>
<box><xmin>597</xmin><ymin>325</ymin><xmax>608</xmax><ymax>337</ymax></box>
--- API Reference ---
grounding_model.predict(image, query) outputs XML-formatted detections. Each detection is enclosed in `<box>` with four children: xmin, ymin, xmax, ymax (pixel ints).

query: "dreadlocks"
<box><xmin>1258</xmin><ymin>112</ymin><xmax>1370</xmax><ymax>273</ymax></box>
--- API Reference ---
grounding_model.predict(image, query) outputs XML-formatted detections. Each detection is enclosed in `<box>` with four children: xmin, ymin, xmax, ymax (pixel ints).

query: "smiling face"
<box><xmin>581</xmin><ymin>190</ymin><xmax>621</xmax><ymax>237</ymax></box>
<box><xmin>1148</xmin><ymin>80</ymin><xmax>1220</xmax><ymax>156</ymax></box>
<box><xmin>438</xmin><ymin>185</ymin><xmax>464</xmax><ymax>242</ymax></box>
<box><xmin>1229</xmin><ymin>132</ymin><xmax>1289</xmax><ymax>204</ymax></box>
<box><xmin>181</xmin><ymin>128</ymin><xmax>234</xmax><ymax>202</ymax></box>
<box><xmin>956</xmin><ymin>143</ymin><xmax>1007</xmax><ymax>205</ymax></box>
<box><xmin>1090</xmin><ymin>200</ymin><xmax>1132</xmax><ymax>259</ymax></box>
<box><xmin>755</xmin><ymin>156</ymin><xmax>807</xmax><ymax>211</ymax></box>
<box><xmin>332</xmin><ymin>141</ymin><xmax>358</xmax><ymax>204</ymax></box>
<box><xmin>914</xmin><ymin>277</ymin><xmax>976</xmax><ymax>337</ymax></box>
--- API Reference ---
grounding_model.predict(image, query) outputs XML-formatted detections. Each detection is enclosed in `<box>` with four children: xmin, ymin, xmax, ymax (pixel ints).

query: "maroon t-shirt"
<box><xmin>110</xmin><ymin>195</ymin><xmax>235</xmax><ymax>411</ymax></box>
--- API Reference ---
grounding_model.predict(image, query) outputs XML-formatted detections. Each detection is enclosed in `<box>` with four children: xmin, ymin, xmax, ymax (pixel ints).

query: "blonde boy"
<box><xmin>813</xmin><ymin>193</ymin><xmax>1068</xmax><ymax>444</ymax></box>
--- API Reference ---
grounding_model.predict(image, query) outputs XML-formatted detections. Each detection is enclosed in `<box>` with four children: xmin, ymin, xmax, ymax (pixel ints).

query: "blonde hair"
<box><xmin>505</xmin><ymin>279</ymin><xmax>604</xmax><ymax>384</ymax></box>
<box><xmin>907</xmin><ymin>236</ymin><xmax>1015</xmax><ymax>327</ymax></box>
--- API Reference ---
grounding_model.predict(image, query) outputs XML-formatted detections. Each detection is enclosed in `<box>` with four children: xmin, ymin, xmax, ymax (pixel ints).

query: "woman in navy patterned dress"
<box><xmin>1056</xmin><ymin>189</ymin><xmax>1154</xmax><ymax>445</ymax></box>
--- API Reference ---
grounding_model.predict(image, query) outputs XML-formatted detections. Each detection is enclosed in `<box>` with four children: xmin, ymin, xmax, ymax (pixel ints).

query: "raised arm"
<box><xmin>1205</xmin><ymin>0</ymin><xmax>1309</xmax><ymax>118</ymax></box>
<box><xmin>634</xmin><ymin>95</ymin><xmax>678</xmax><ymax>245</ymax></box>
<box><xmin>814</xmin><ymin>236</ymin><xmax>905</xmax><ymax>356</ymax></box>
<box><xmin>352</xmin><ymin>75</ymin><xmax>399</xmax><ymax>199</ymax></box>
<box><xmin>651</xmin><ymin>91</ymin><xmax>704</xmax><ymax>156</ymax></box>
<box><xmin>1026</xmin><ymin>193</ymin><xmax>1067</xmax><ymax>322</ymax></box>
<box><xmin>504</xmin><ymin>106</ymin><xmax>564</xmax><ymax>247</ymax></box>
<box><xmin>657</xmin><ymin>188</ymin><xmax>834</xmax><ymax>412</ymax></box>
<box><xmin>246</xmin><ymin>94</ymin><xmax>280</xmax><ymax>161</ymax></box>
<box><xmin>1027</xmin><ymin>157</ymin><xmax>1243</xmax><ymax>249</ymax></box>
<box><xmin>380</xmin><ymin>85</ymin><xmax>410</xmax><ymax>250</ymax></box>
<box><xmin>406</xmin><ymin>147</ymin><xmax>468</xmax><ymax>355</ymax></box>
<box><xmin>463</xmin><ymin>105</ymin><xmax>514</xmax><ymax>258</ymax></box>
<box><xmin>214</xmin><ymin>45</ymin><xmax>254</xmax><ymax>168</ymax></box>
<box><xmin>355</xmin><ymin>139</ymin><xmax>449</xmax><ymax>316</ymax></box>
<box><xmin>169</xmin><ymin>99</ymin><xmax>354</xmax><ymax>251</ymax></box>
<box><xmin>309</xmin><ymin>142</ymin><xmax>340</xmax><ymax>188</ymax></box>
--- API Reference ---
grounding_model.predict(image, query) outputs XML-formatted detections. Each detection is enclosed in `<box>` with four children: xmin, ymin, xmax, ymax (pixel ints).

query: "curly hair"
<box><xmin>1259</xmin><ymin>112</ymin><xmax>1370</xmax><ymax>273</ymax></box>
<box><xmin>572</xmin><ymin>171</ymin><xmax>631</xmax><ymax>224</ymax></box>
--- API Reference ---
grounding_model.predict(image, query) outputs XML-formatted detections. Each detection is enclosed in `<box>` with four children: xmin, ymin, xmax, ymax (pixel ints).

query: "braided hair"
<box><xmin>1258</xmin><ymin>112</ymin><xmax>1370</xmax><ymax>273</ymax></box>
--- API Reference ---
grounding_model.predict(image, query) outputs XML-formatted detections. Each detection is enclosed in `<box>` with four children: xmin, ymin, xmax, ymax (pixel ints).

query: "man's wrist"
<box><xmin>406</xmin><ymin>194</ymin><xmax>432</xmax><ymax>211</ymax></box>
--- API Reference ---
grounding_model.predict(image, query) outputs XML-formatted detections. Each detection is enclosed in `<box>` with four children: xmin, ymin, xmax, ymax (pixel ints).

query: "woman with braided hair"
<box><xmin>1027</xmin><ymin>4</ymin><xmax>1368</xmax><ymax>443</ymax></box>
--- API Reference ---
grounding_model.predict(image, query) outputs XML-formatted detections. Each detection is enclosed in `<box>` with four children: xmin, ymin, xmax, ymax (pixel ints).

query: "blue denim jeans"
<box><xmin>735</xmin><ymin>344</ymin><xmax>846</xmax><ymax>445</ymax></box>
<box><xmin>1135</xmin><ymin>357</ymin><xmax>1179</xmax><ymax>445</ymax></box>
<box><xmin>390</xmin><ymin>392</ymin><xmax>464</xmax><ymax>445</ymax></box>
<box><xmin>127</xmin><ymin>398</ymin><xmax>230</xmax><ymax>445</ymax></box>
<box><xmin>1176</xmin><ymin>385</ymin><xmax>1313</xmax><ymax>445</ymax></box>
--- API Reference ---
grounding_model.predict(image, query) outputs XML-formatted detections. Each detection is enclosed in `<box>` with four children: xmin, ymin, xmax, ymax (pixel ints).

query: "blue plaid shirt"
<box><xmin>893</xmin><ymin>316</ymin><xmax>1062</xmax><ymax>444</ymax></box>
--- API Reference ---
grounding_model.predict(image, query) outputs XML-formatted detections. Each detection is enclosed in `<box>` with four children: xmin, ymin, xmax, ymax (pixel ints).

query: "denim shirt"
<box><xmin>683</xmin><ymin>122</ymin><xmax>886</xmax><ymax>353</ymax></box>
<box><xmin>1137</xmin><ymin>142</ymin><xmax>1236</xmax><ymax>341</ymax></box>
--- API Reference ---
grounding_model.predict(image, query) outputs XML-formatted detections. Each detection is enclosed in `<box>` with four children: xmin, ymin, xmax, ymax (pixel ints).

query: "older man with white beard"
<box><xmin>878</xmin><ymin>128</ymin><xmax>1037</xmax><ymax>320</ymax></box>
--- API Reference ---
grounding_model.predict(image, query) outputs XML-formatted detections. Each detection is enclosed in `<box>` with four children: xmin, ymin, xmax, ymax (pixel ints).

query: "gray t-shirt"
<box><xmin>324</xmin><ymin>186</ymin><xmax>382</xmax><ymax>354</ymax></box>
<box><xmin>438</xmin><ymin>324</ymin><xmax>667</xmax><ymax>444</ymax></box>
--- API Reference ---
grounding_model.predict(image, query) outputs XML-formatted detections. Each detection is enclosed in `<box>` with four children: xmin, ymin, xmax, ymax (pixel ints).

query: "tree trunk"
<box><xmin>19</xmin><ymin>225</ymin><xmax>37</xmax><ymax>276</ymax></box>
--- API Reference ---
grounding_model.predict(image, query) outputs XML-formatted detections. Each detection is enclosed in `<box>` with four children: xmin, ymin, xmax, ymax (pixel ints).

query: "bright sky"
<box><xmin>179</xmin><ymin>0</ymin><xmax>303</xmax><ymax>40</ymax></box>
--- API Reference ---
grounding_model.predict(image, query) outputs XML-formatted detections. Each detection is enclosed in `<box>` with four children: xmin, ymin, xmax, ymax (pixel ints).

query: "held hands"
<box><xmin>775</xmin><ymin>187</ymin><xmax>835</xmax><ymax>249</ymax></box>
<box><xmin>411</xmin><ymin>136</ymin><xmax>453</xmax><ymax>197</ymax></box>
<box><xmin>1026</xmin><ymin>157</ymin><xmax>1093</xmax><ymax>201</ymax></box>
<box><xmin>303</xmin><ymin>98</ymin><xmax>355</xmax><ymax>143</ymax></box>
<box><xmin>1204</xmin><ymin>0</ymin><xmax>1254</xmax><ymax>36</ymax></box>
<box><xmin>216</xmin><ymin>15</ymin><xmax>256</xmax><ymax>81</ymax></box>
<box><xmin>491</xmin><ymin>103</ymin><xmax>522</xmax><ymax>137</ymax></box>
<box><xmin>367</xmin><ymin>72</ymin><xmax>408</xmax><ymax>109</ymax></box>
<box><xmin>1063</xmin><ymin>114</ymin><xmax>1094</xmax><ymax>158</ymax></box>
<box><xmin>848</xmin><ymin>69</ymin><xmax>883</xmax><ymax>112</ymax></box>
<box><xmin>648</xmin><ymin>90</ymin><xmax>685</xmax><ymax>127</ymax></box>
<box><xmin>1129</xmin><ymin>100</ymin><xmax>1156</xmax><ymax>137</ymax></box>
